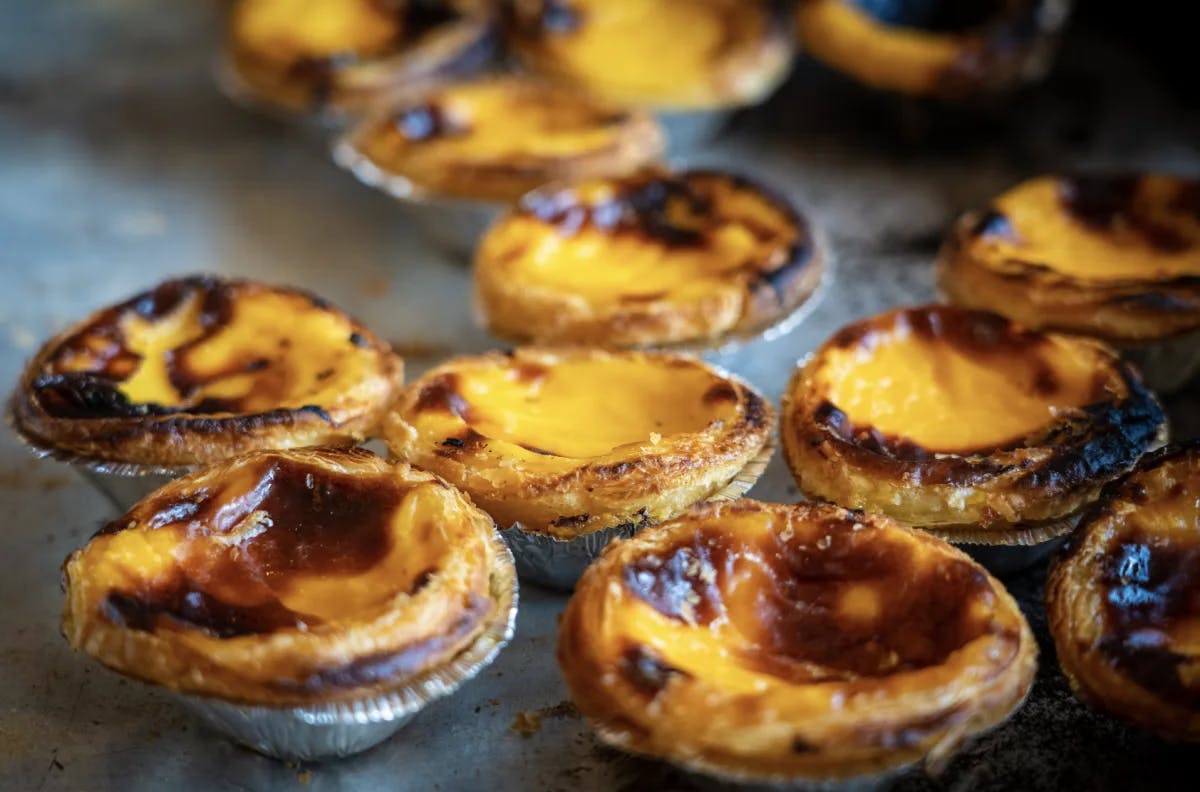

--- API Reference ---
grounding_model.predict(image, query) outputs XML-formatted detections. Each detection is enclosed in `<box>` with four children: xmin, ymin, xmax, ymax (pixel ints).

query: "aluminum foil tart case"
<box><xmin>173</xmin><ymin>529</ymin><xmax>517</xmax><ymax>762</ymax></box>
<box><xmin>502</xmin><ymin>436</ymin><xmax>776</xmax><ymax>591</ymax></box>
<box><xmin>5</xmin><ymin>403</ymin><xmax>192</xmax><ymax>512</ymax></box>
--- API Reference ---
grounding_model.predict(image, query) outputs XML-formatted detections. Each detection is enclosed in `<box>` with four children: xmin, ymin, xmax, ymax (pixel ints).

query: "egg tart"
<box><xmin>223</xmin><ymin>0</ymin><xmax>494</xmax><ymax>116</ymax></box>
<box><xmin>781</xmin><ymin>306</ymin><xmax>1166</xmax><ymax>552</ymax></box>
<box><xmin>62</xmin><ymin>447</ymin><xmax>515</xmax><ymax>757</ymax></box>
<box><xmin>474</xmin><ymin>169</ymin><xmax>824</xmax><ymax>349</ymax></box>
<box><xmin>795</xmin><ymin>0</ymin><xmax>1070</xmax><ymax>99</ymax></box>
<box><xmin>385</xmin><ymin>348</ymin><xmax>773</xmax><ymax>585</ymax></box>
<box><xmin>939</xmin><ymin>174</ymin><xmax>1200</xmax><ymax>392</ymax></box>
<box><xmin>559</xmin><ymin>499</ymin><xmax>1037</xmax><ymax>783</ymax></box>
<box><xmin>506</xmin><ymin>0</ymin><xmax>794</xmax><ymax>111</ymax></box>
<box><xmin>9</xmin><ymin>276</ymin><xmax>402</xmax><ymax>501</ymax></box>
<box><xmin>334</xmin><ymin>75</ymin><xmax>663</xmax><ymax>204</ymax></box>
<box><xmin>1047</xmin><ymin>442</ymin><xmax>1200</xmax><ymax>741</ymax></box>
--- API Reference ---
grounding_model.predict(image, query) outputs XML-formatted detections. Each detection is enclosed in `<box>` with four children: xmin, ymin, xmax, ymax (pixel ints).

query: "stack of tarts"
<box><xmin>780</xmin><ymin>305</ymin><xmax>1167</xmax><ymax>573</ymax></box>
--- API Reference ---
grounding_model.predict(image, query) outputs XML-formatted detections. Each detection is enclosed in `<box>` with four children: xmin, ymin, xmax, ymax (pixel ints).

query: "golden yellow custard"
<box><xmin>339</xmin><ymin>76</ymin><xmax>663</xmax><ymax>202</ymax></box>
<box><xmin>475</xmin><ymin>170</ymin><xmax>823</xmax><ymax>347</ymax></box>
<box><xmin>940</xmin><ymin>174</ymin><xmax>1200</xmax><ymax>354</ymax></box>
<box><xmin>62</xmin><ymin>447</ymin><xmax>503</xmax><ymax>706</ymax></box>
<box><xmin>795</xmin><ymin>0</ymin><xmax>1066</xmax><ymax>99</ymax></box>
<box><xmin>10</xmin><ymin>276</ymin><xmax>403</xmax><ymax>467</ymax></box>
<box><xmin>1048</xmin><ymin>443</ymin><xmax>1200</xmax><ymax>741</ymax></box>
<box><xmin>559</xmin><ymin>500</ymin><xmax>1036</xmax><ymax>782</ymax></box>
<box><xmin>385</xmin><ymin>348</ymin><xmax>773</xmax><ymax>538</ymax></box>
<box><xmin>781</xmin><ymin>306</ymin><xmax>1166</xmax><ymax>535</ymax></box>
<box><xmin>507</xmin><ymin>0</ymin><xmax>793</xmax><ymax>110</ymax></box>
<box><xmin>226</xmin><ymin>0</ymin><xmax>492</xmax><ymax>113</ymax></box>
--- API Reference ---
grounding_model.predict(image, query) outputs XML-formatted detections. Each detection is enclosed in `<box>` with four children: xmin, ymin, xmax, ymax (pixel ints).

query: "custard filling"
<box><xmin>39</xmin><ymin>279</ymin><xmax>382</xmax><ymax>416</ymax></box>
<box><xmin>233</xmin><ymin>0</ymin><xmax>402</xmax><ymax>62</ymax></box>
<box><xmin>430</xmin><ymin>357</ymin><xmax>740</xmax><ymax>459</ymax></box>
<box><xmin>615</xmin><ymin>508</ymin><xmax>1007</xmax><ymax>698</ymax></box>
<box><xmin>977</xmin><ymin>176</ymin><xmax>1200</xmax><ymax>283</ymax></box>
<box><xmin>360</xmin><ymin>78</ymin><xmax>644</xmax><ymax>170</ymax></box>
<box><xmin>84</xmin><ymin>456</ymin><xmax>460</xmax><ymax>637</ymax></box>
<box><xmin>814</xmin><ymin>313</ymin><xmax>1102</xmax><ymax>453</ymax></box>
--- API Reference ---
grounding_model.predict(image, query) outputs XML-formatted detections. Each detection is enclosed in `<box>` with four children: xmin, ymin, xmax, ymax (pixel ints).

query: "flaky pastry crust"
<box><xmin>62</xmin><ymin>447</ymin><xmax>499</xmax><ymax>706</ymax></box>
<box><xmin>474</xmin><ymin>169</ymin><xmax>823</xmax><ymax>348</ymax></box>
<box><xmin>938</xmin><ymin>173</ymin><xmax>1200</xmax><ymax>345</ymax></box>
<box><xmin>558</xmin><ymin>499</ymin><xmax>1037</xmax><ymax>782</ymax></box>
<box><xmin>1047</xmin><ymin>442</ymin><xmax>1200</xmax><ymax>741</ymax></box>
<box><xmin>795</xmin><ymin>0</ymin><xmax>1068</xmax><ymax>99</ymax></box>
<box><xmin>507</xmin><ymin>0</ymin><xmax>794</xmax><ymax>110</ymax></box>
<box><xmin>384</xmin><ymin>348</ymin><xmax>773</xmax><ymax>539</ymax></box>
<box><xmin>781</xmin><ymin>306</ymin><xmax>1165</xmax><ymax>537</ymax></box>
<box><xmin>338</xmin><ymin>75</ymin><xmax>664</xmax><ymax>203</ymax></box>
<box><xmin>226</xmin><ymin>0</ymin><xmax>495</xmax><ymax>115</ymax></box>
<box><xmin>10</xmin><ymin>276</ymin><xmax>403</xmax><ymax>468</ymax></box>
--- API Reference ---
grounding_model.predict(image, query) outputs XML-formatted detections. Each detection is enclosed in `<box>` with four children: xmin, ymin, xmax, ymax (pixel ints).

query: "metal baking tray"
<box><xmin>0</xmin><ymin>2</ymin><xmax>1195</xmax><ymax>791</ymax></box>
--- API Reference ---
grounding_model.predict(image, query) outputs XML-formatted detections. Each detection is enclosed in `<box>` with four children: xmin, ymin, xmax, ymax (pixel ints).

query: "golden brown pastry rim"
<box><xmin>61</xmin><ymin>447</ymin><xmax>500</xmax><ymax>707</ymax></box>
<box><xmin>780</xmin><ymin>306</ymin><xmax>1167</xmax><ymax>534</ymax></box>
<box><xmin>337</xmin><ymin>76</ymin><xmax>665</xmax><ymax>203</ymax></box>
<box><xmin>558</xmin><ymin>499</ymin><xmax>1038</xmax><ymax>781</ymax></box>
<box><xmin>1046</xmin><ymin>441</ymin><xmax>1200</xmax><ymax>742</ymax></box>
<box><xmin>506</xmin><ymin>0</ymin><xmax>795</xmax><ymax>110</ymax></box>
<box><xmin>9</xmin><ymin>276</ymin><xmax>404</xmax><ymax>470</ymax></box>
<box><xmin>384</xmin><ymin>347</ymin><xmax>775</xmax><ymax>539</ymax></box>
<box><xmin>473</xmin><ymin>169</ymin><xmax>824</xmax><ymax>348</ymax></box>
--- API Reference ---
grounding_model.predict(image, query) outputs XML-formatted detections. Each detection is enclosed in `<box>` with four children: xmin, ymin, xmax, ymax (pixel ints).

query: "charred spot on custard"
<box><xmin>411</xmin><ymin>372</ymin><xmax>472</xmax><ymax>419</ymax></box>
<box><xmin>392</xmin><ymin>102</ymin><xmax>468</xmax><ymax>142</ymax></box>
<box><xmin>971</xmin><ymin>208</ymin><xmax>1018</xmax><ymax>241</ymax></box>
<box><xmin>619</xmin><ymin>643</ymin><xmax>688</xmax><ymax>697</ymax></box>
<box><xmin>1059</xmin><ymin>174</ymin><xmax>1193</xmax><ymax>253</ymax></box>
<box><xmin>102</xmin><ymin>586</ymin><xmax>318</xmax><ymax>639</ymax></box>
<box><xmin>623</xmin><ymin>536</ymin><xmax>725</xmax><ymax>626</ymax></box>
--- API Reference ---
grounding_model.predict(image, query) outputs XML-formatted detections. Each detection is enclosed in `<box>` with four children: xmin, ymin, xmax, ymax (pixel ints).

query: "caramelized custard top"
<box><xmin>481</xmin><ymin>170</ymin><xmax>809</xmax><ymax>308</ymax></box>
<box><xmin>611</xmin><ymin>502</ymin><xmax>1013</xmax><ymax>693</ymax></box>
<box><xmin>969</xmin><ymin>175</ymin><xmax>1200</xmax><ymax>283</ymax></box>
<box><xmin>808</xmin><ymin>306</ymin><xmax>1113</xmax><ymax>455</ymax></box>
<box><xmin>405</xmin><ymin>351</ymin><xmax>749</xmax><ymax>460</ymax></box>
<box><xmin>81</xmin><ymin>450</ymin><xmax>461</xmax><ymax>639</ymax></box>
<box><xmin>1090</xmin><ymin>446</ymin><xmax>1200</xmax><ymax>706</ymax></box>
<box><xmin>510</xmin><ymin>0</ymin><xmax>780</xmax><ymax>107</ymax></box>
<box><xmin>232</xmin><ymin>0</ymin><xmax>403</xmax><ymax>63</ymax></box>
<box><xmin>31</xmin><ymin>276</ymin><xmax>390</xmax><ymax>423</ymax></box>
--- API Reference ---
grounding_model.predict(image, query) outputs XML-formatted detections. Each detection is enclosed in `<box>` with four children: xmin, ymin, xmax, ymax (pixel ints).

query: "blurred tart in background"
<box><xmin>1047</xmin><ymin>442</ymin><xmax>1200</xmax><ymax>741</ymax></box>
<box><xmin>335</xmin><ymin>75</ymin><xmax>664</xmax><ymax>203</ymax></box>
<box><xmin>780</xmin><ymin>305</ymin><xmax>1166</xmax><ymax>552</ymax></box>
<box><xmin>795</xmin><ymin>0</ymin><xmax>1072</xmax><ymax>99</ymax></box>
<box><xmin>224</xmin><ymin>0</ymin><xmax>495</xmax><ymax>115</ymax></box>
<box><xmin>939</xmin><ymin>173</ymin><xmax>1200</xmax><ymax>392</ymax></box>
<box><xmin>506</xmin><ymin>0</ymin><xmax>794</xmax><ymax>111</ymax></box>
<box><xmin>559</xmin><ymin>499</ymin><xmax>1037</xmax><ymax>784</ymax></box>
<box><xmin>474</xmin><ymin>169</ymin><xmax>823</xmax><ymax>348</ymax></box>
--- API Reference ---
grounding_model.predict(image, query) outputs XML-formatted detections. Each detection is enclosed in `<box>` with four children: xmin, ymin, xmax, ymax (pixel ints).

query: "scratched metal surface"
<box><xmin>1</xmin><ymin>3</ymin><xmax>1198</xmax><ymax>791</ymax></box>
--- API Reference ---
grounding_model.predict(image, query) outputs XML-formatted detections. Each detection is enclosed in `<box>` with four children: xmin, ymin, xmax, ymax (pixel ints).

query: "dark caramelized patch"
<box><xmin>100</xmin><ymin>455</ymin><xmax>407</xmax><ymax>639</ymax></box>
<box><xmin>702</xmin><ymin>381</ymin><xmax>738</xmax><ymax>405</ymax></box>
<box><xmin>619</xmin><ymin>644</ymin><xmax>688</xmax><ymax>696</ymax></box>
<box><xmin>392</xmin><ymin>102</ymin><xmax>468</xmax><ymax>142</ymax></box>
<box><xmin>623</xmin><ymin>535</ymin><xmax>727</xmax><ymax>626</ymax></box>
<box><xmin>971</xmin><ymin>208</ymin><xmax>1018</xmax><ymax>241</ymax></box>
<box><xmin>411</xmin><ymin>372</ymin><xmax>473</xmax><ymax>420</ymax></box>
<box><xmin>1097</xmin><ymin>532</ymin><xmax>1200</xmax><ymax>706</ymax></box>
<box><xmin>1059</xmin><ymin>174</ymin><xmax>1192</xmax><ymax>253</ymax></box>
